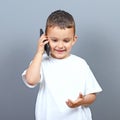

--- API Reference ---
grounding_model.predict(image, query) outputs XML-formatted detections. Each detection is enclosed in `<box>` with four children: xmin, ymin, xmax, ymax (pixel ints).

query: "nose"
<box><xmin>57</xmin><ymin>41</ymin><xmax>64</xmax><ymax>49</ymax></box>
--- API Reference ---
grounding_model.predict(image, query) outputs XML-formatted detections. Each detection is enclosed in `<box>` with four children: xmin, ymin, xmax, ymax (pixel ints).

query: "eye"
<box><xmin>51</xmin><ymin>39</ymin><xmax>58</xmax><ymax>42</ymax></box>
<box><xmin>63</xmin><ymin>39</ymin><xmax>70</xmax><ymax>43</ymax></box>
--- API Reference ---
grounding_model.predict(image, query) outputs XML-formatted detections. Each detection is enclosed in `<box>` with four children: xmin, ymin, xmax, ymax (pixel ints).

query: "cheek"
<box><xmin>49</xmin><ymin>42</ymin><xmax>55</xmax><ymax>49</ymax></box>
<box><xmin>66</xmin><ymin>43</ymin><xmax>73</xmax><ymax>49</ymax></box>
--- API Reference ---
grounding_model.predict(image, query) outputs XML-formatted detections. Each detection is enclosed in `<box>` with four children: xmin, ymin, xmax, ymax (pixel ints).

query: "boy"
<box><xmin>22</xmin><ymin>10</ymin><xmax>102</xmax><ymax>120</ymax></box>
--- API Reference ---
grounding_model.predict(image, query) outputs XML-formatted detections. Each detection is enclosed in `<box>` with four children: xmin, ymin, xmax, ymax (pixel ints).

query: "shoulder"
<box><xmin>70</xmin><ymin>54</ymin><xmax>90</xmax><ymax>70</ymax></box>
<box><xmin>70</xmin><ymin>54</ymin><xmax>87</xmax><ymax>64</ymax></box>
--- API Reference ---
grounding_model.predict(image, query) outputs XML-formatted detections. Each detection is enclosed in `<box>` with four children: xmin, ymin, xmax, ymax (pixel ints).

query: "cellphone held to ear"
<box><xmin>40</xmin><ymin>29</ymin><xmax>50</xmax><ymax>56</ymax></box>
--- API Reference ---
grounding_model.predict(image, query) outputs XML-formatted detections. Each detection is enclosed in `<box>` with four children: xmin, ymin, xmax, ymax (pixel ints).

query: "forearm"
<box><xmin>25</xmin><ymin>34</ymin><xmax>48</xmax><ymax>86</ymax></box>
<box><xmin>82</xmin><ymin>93</ymin><xmax>96</xmax><ymax>107</ymax></box>
<box><xmin>25</xmin><ymin>52</ymin><xmax>43</xmax><ymax>86</ymax></box>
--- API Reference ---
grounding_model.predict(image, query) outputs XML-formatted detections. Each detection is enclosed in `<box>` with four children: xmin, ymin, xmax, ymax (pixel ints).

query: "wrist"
<box><xmin>35</xmin><ymin>51</ymin><xmax>43</xmax><ymax>57</ymax></box>
<box><xmin>32</xmin><ymin>52</ymin><xmax>43</xmax><ymax>63</ymax></box>
<box><xmin>81</xmin><ymin>94</ymin><xmax>96</xmax><ymax>107</ymax></box>
<box><xmin>81</xmin><ymin>96</ymin><xmax>89</xmax><ymax>107</ymax></box>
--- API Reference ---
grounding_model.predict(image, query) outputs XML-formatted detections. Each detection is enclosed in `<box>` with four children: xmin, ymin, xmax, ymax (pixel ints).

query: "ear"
<box><xmin>72</xmin><ymin>35</ymin><xmax>77</xmax><ymax>45</ymax></box>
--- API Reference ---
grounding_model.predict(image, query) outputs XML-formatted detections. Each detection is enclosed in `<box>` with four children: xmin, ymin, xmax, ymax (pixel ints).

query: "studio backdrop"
<box><xmin>0</xmin><ymin>0</ymin><xmax>120</xmax><ymax>120</ymax></box>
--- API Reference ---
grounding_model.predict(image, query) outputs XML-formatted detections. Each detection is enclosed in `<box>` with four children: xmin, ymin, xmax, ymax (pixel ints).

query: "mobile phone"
<box><xmin>40</xmin><ymin>29</ymin><xmax>50</xmax><ymax>56</ymax></box>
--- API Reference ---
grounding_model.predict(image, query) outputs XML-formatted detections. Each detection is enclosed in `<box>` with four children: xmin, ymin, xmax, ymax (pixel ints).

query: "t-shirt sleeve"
<box><xmin>21</xmin><ymin>62</ymin><xmax>43</xmax><ymax>88</ymax></box>
<box><xmin>83</xmin><ymin>61</ymin><xmax>102</xmax><ymax>95</ymax></box>
<box><xmin>22</xmin><ymin>69</ymin><xmax>38</xmax><ymax>88</ymax></box>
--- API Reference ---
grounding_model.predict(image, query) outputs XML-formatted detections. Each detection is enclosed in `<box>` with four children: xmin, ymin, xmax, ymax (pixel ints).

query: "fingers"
<box><xmin>66</xmin><ymin>99</ymin><xmax>81</xmax><ymax>108</ymax></box>
<box><xmin>66</xmin><ymin>93</ymin><xmax>84</xmax><ymax>108</ymax></box>
<box><xmin>78</xmin><ymin>92</ymin><xmax>84</xmax><ymax>99</ymax></box>
<box><xmin>66</xmin><ymin>99</ymin><xmax>74</xmax><ymax>108</ymax></box>
<box><xmin>39</xmin><ymin>34</ymin><xmax>49</xmax><ymax>45</ymax></box>
<box><xmin>37</xmin><ymin>34</ymin><xmax>49</xmax><ymax>54</ymax></box>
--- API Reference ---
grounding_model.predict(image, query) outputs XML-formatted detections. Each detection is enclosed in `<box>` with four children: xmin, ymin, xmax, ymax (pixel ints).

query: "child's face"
<box><xmin>47</xmin><ymin>27</ymin><xmax>77</xmax><ymax>59</ymax></box>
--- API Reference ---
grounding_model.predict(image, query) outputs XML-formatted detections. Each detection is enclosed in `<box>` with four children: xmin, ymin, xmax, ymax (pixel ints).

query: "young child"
<box><xmin>22</xmin><ymin>10</ymin><xmax>102</xmax><ymax>120</ymax></box>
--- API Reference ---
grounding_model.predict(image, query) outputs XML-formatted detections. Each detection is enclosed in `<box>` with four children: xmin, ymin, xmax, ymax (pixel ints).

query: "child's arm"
<box><xmin>66</xmin><ymin>93</ymin><xmax>96</xmax><ymax>108</ymax></box>
<box><xmin>25</xmin><ymin>34</ymin><xmax>48</xmax><ymax>86</ymax></box>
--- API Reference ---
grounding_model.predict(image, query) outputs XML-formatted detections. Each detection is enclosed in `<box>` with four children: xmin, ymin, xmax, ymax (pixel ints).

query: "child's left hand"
<box><xmin>66</xmin><ymin>93</ymin><xmax>84</xmax><ymax>108</ymax></box>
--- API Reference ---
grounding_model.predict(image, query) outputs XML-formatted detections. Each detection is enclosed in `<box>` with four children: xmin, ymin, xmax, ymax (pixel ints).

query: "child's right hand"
<box><xmin>37</xmin><ymin>34</ymin><xmax>49</xmax><ymax>55</ymax></box>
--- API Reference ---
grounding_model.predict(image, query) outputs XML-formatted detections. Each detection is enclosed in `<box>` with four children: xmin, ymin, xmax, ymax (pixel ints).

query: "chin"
<box><xmin>52</xmin><ymin>53</ymin><xmax>68</xmax><ymax>59</ymax></box>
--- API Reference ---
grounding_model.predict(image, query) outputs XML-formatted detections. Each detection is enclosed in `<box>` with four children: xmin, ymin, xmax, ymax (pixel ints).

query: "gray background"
<box><xmin>0</xmin><ymin>0</ymin><xmax>120</xmax><ymax>120</ymax></box>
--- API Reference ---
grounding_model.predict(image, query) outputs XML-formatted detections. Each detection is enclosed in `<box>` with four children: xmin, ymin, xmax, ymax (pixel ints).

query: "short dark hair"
<box><xmin>45</xmin><ymin>10</ymin><xmax>75</xmax><ymax>34</ymax></box>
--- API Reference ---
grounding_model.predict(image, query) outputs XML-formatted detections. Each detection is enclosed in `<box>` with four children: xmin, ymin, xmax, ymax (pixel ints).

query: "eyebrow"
<box><xmin>49</xmin><ymin>37</ymin><xmax>73</xmax><ymax>40</ymax></box>
<box><xmin>49</xmin><ymin>37</ymin><xmax>57</xmax><ymax>39</ymax></box>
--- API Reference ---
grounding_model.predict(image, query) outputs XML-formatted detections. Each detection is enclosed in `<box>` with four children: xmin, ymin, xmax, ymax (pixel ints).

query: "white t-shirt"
<box><xmin>22</xmin><ymin>54</ymin><xmax>102</xmax><ymax>120</ymax></box>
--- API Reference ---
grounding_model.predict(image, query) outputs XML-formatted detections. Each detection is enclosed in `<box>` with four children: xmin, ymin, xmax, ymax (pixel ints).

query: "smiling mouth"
<box><xmin>55</xmin><ymin>49</ymin><xmax>65</xmax><ymax>53</ymax></box>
